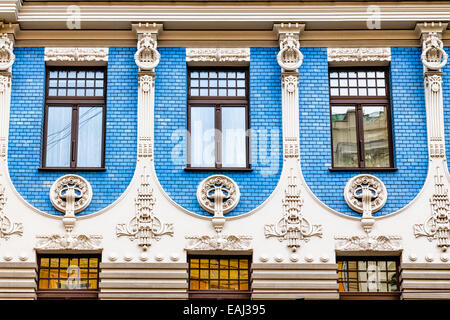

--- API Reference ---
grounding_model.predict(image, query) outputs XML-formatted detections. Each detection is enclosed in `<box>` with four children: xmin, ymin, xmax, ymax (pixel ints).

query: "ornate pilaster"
<box><xmin>133</xmin><ymin>23</ymin><xmax>163</xmax><ymax>162</ymax></box>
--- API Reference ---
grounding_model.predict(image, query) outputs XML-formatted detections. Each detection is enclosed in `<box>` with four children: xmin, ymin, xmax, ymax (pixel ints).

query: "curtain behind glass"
<box><xmin>77</xmin><ymin>106</ymin><xmax>103</xmax><ymax>167</ymax></box>
<box><xmin>331</xmin><ymin>106</ymin><xmax>358</xmax><ymax>167</ymax></box>
<box><xmin>190</xmin><ymin>106</ymin><xmax>215</xmax><ymax>167</ymax></box>
<box><xmin>46</xmin><ymin>106</ymin><xmax>72</xmax><ymax>167</ymax></box>
<box><xmin>222</xmin><ymin>106</ymin><xmax>246</xmax><ymax>167</ymax></box>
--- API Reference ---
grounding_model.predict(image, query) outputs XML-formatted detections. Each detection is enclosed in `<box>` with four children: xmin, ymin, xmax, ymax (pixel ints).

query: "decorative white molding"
<box><xmin>273</xmin><ymin>23</ymin><xmax>304</xmax><ymax>72</ymax></box>
<box><xmin>0</xmin><ymin>184</ymin><xmax>22</xmax><ymax>241</ymax></box>
<box><xmin>344</xmin><ymin>174</ymin><xmax>387</xmax><ymax>233</ymax></box>
<box><xmin>415</xmin><ymin>166</ymin><xmax>450</xmax><ymax>252</ymax></box>
<box><xmin>44</xmin><ymin>47</ymin><xmax>108</xmax><ymax>65</ymax></box>
<box><xmin>417</xmin><ymin>22</ymin><xmax>449</xmax><ymax>72</ymax></box>
<box><xmin>35</xmin><ymin>234</ymin><xmax>102</xmax><ymax>250</ymax></box>
<box><xmin>0</xmin><ymin>34</ymin><xmax>14</xmax><ymax>72</ymax></box>
<box><xmin>265</xmin><ymin>170</ymin><xmax>322</xmax><ymax>252</ymax></box>
<box><xmin>335</xmin><ymin>234</ymin><xmax>402</xmax><ymax>251</ymax></box>
<box><xmin>185</xmin><ymin>234</ymin><xmax>252</xmax><ymax>251</ymax></box>
<box><xmin>116</xmin><ymin>167</ymin><xmax>173</xmax><ymax>251</ymax></box>
<box><xmin>133</xmin><ymin>23</ymin><xmax>163</xmax><ymax>71</ymax></box>
<box><xmin>186</xmin><ymin>48</ymin><xmax>250</xmax><ymax>65</ymax></box>
<box><xmin>137</xmin><ymin>73</ymin><xmax>155</xmax><ymax>161</ymax></box>
<box><xmin>327</xmin><ymin>48</ymin><xmax>391</xmax><ymax>65</ymax></box>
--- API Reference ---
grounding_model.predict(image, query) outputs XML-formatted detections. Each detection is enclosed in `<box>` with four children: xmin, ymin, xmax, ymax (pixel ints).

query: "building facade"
<box><xmin>0</xmin><ymin>0</ymin><xmax>449</xmax><ymax>300</ymax></box>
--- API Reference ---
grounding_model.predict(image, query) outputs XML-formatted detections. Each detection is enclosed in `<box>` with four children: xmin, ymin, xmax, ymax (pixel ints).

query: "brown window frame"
<box><xmin>41</xmin><ymin>66</ymin><xmax>107</xmax><ymax>171</ymax></box>
<box><xmin>329</xmin><ymin>66</ymin><xmax>395</xmax><ymax>171</ymax></box>
<box><xmin>337</xmin><ymin>256</ymin><xmax>401</xmax><ymax>300</ymax></box>
<box><xmin>186</xmin><ymin>67</ymin><xmax>251</xmax><ymax>171</ymax></box>
<box><xmin>36</xmin><ymin>253</ymin><xmax>101</xmax><ymax>300</ymax></box>
<box><xmin>187</xmin><ymin>255</ymin><xmax>252</xmax><ymax>300</ymax></box>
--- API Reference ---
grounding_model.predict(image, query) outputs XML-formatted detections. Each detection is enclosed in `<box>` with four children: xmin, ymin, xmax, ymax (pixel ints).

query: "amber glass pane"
<box><xmin>348</xmin><ymin>261</ymin><xmax>357</xmax><ymax>270</ymax></box>
<box><xmin>190</xmin><ymin>269</ymin><xmax>199</xmax><ymax>279</ymax></box>
<box><xmin>239</xmin><ymin>260</ymin><xmax>248</xmax><ymax>269</ymax></box>
<box><xmin>80</xmin><ymin>258</ymin><xmax>89</xmax><ymax>268</ymax></box>
<box><xmin>190</xmin><ymin>259</ymin><xmax>199</xmax><ymax>269</ymax></box>
<box><xmin>70</xmin><ymin>258</ymin><xmax>78</xmax><ymax>266</ymax></box>
<box><xmin>210</xmin><ymin>280</ymin><xmax>219</xmax><ymax>289</ymax></box>
<box><xmin>80</xmin><ymin>269</ymin><xmax>88</xmax><ymax>278</ymax></box>
<box><xmin>239</xmin><ymin>283</ymin><xmax>249</xmax><ymax>291</ymax></box>
<box><xmin>60</xmin><ymin>258</ymin><xmax>69</xmax><ymax>269</ymax></box>
<box><xmin>220</xmin><ymin>259</ymin><xmax>228</xmax><ymax>269</ymax></box>
<box><xmin>210</xmin><ymin>259</ymin><xmax>219</xmax><ymax>269</ymax></box>
<box><xmin>40</xmin><ymin>269</ymin><xmax>49</xmax><ymax>278</ymax></box>
<box><xmin>239</xmin><ymin>270</ymin><xmax>248</xmax><ymax>280</ymax></box>
<box><xmin>49</xmin><ymin>279</ymin><xmax>59</xmax><ymax>289</ymax></box>
<box><xmin>190</xmin><ymin>280</ymin><xmax>199</xmax><ymax>290</ymax></box>
<box><xmin>219</xmin><ymin>281</ymin><xmax>228</xmax><ymax>289</ymax></box>
<box><xmin>49</xmin><ymin>269</ymin><xmax>59</xmax><ymax>279</ymax></box>
<box><xmin>220</xmin><ymin>270</ymin><xmax>228</xmax><ymax>279</ymax></box>
<box><xmin>210</xmin><ymin>269</ymin><xmax>218</xmax><ymax>279</ymax></box>
<box><xmin>89</xmin><ymin>258</ymin><xmax>98</xmax><ymax>268</ymax></box>
<box><xmin>50</xmin><ymin>258</ymin><xmax>59</xmax><ymax>268</ymax></box>
<box><xmin>200</xmin><ymin>270</ymin><xmax>209</xmax><ymax>279</ymax></box>
<box><xmin>362</xmin><ymin>106</ymin><xmax>390</xmax><ymax>167</ymax></box>
<box><xmin>89</xmin><ymin>280</ymin><xmax>97</xmax><ymax>289</ymax></box>
<box><xmin>230</xmin><ymin>259</ymin><xmax>238</xmax><ymax>269</ymax></box>
<box><xmin>199</xmin><ymin>280</ymin><xmax>209</xmax><ymax>290</ymax></box>
<box><xmin>39</xmin><ymin>280</ymin><xmax>49</xmax><ymax>289</ymax></box>
<box><xmin>60</xmin><ymin>269</ymin><xmax>68</xmax><ymax>279</ymax></box>
<box><xmin>200</xmin><ymin>259</ymin><xmax>209</xmax><ymax>269</ymax></box>
<box><xmin>89</xmin><ymin>272</ymin><xmax>97</xmax><ymax>279</ymax></box>
<box><xmin>230</xmin><ymin>270</ymin><xmax>238</xmax><ymax>280</ymax></box>
<box><xmin>331</xmin><ymin>106</ymin><xmax>358</xmax><ymax>167</ymax></box>
<box><xmin>40</xmin><ymin>258</ymin><xmax>49</xmax><ymax>268</ymax></box>
<box><xmin>230</xmin><ymin>280</ymin><xmax>239</xmax><ymax>290</ymax></box>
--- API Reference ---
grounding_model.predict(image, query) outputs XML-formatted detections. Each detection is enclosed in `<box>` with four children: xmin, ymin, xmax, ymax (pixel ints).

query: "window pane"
<box><xmin>363</xmin><ymin>106</ymin><xmax>390</xmax><ymax>167</ymax></box>
<box><xmin>77</xmin><ymin>106</ymin><xmax>103</xmax><ymax>167</ymax></box>
<box><xmin>190</xmin><ymin>106</ymin><xmax>215</xmax><ymax>167</ymax></box>
<box><xmin>46</xmin><ymin>106</ymin><xmax>72</xmax><ymax>167</ymax></box>
<box><xmin>331</xmin><ymin>106</ymin><xmax>358</xmax><ymax>167</ymax></box>
<box><xmin>222</xmin><ymin>106</ymin><xmax>246</xmax><ymax>168</ymax></box>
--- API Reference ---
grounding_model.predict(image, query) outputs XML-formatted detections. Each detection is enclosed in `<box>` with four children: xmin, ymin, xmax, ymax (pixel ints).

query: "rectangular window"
<box><xmin>37</xmin><ymin>254</ymin><xmax>101</xmax><ymax>300</ymax></box>
<box><xmin>187</xmin><ymin>68</ymin><xmax>249</xmax><ymax>170</ymax></box>
<box><xmin>337</xmin><ymin>257</ymin><xmax>400</xmax><ymax>300</ymax></box>
<box><xmin>43</xmin><ymin>68</ymin><xmax>106</xmax><ymax>169</ymax></box>
<box><xmin>329</xmin><ymin>67</ymin><xmax>393</xmax><ymax>169</ymax></box>
<box><xmin>188</xmin><ymin>255</ymin><xmax>251</xmax><ymax>299</ymax></box>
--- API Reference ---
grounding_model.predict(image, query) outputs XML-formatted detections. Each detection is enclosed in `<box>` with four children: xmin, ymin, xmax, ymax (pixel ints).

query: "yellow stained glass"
<box><xmin>210</xmin><ymin>259</ymin><xmax>219</xmax><ymax>269</ymax></box>
<box><xmin>230</xmin><ymin>259</ymin><xmax>238</xmax><ymax>269</ymax></box>
<box><xmin>219</xmin><ymin>281</ymin><xmax>228</xmax><ymax>289</ymax></box>
<box><xmin>190</xmin><ymin>280</ymin><xmax>199</xmax><ymax>290</ymax></box>
<box><xmin>210</xmin><ymin>280</ymin><xmax>219</xmax><ymax>289</ymax></box>
<box><xmin>190</xmin><ymin>259</ymin><xmax>199</xmax><ymax>269</ymax></box>
<box><xmin>50</xmin><ymin>258</ymin><xmax>59</xmax><ymax>268</ymax></box>
<box><xmin>80</xmin><ymin>258</ymin><xmax>89</xmax><ymax>268</ymax></box>
<box><xmin>49</xmin><ymin>279</ymin><xmax>59</xmax><ymax>289</ymax></box>
<box><xmin>60</xmin><ymin>258</ymin><xmax>69</xmax><ymax>268</ymax></box>
<box><xmin>60</xmin><ymin>269</ymin><xmax>68</xmax><ymax>279</ymax></box>
<box><xmin>220</xmin><ymin>270</ymin><xmax>228</xmax><ymax>279</ymax></box>
<box><xmin>40</xmin><ymin>258</ymin><xmax>49</xmax><ymax>268</ymax></box>
<box><xmin>239</xmin><ymin>270</ymin><xmax>248</xmax><ymax>280</ymax></box>
<box><xmin>200</xmin><ymin>269</ymin><xmax>209</xmax><ymax>279</ymax></box>
<box><xmin>337</xmin><ymin>261</ymin><xmax>342</xmax><ymax>270</ymax></box>
<box><xmin>210</xmin><ymin>269</ymin><xmax>218</xmax><ymax>279</ymax></box>
<box><xmin>80</xmin><ymin>268</ymin><xmax>88</xmax><ymax>278</ymax></box>
<box><xmin>239</xmin><ymin>282</ymin><xmax>249</xmax><ymax>291</ymax></box>
<box><xmin>40</xmin><ymin>269</ymin><xmax>49</xmax><ymax>278</ymax></box>
<box><xmin>190</xmin><ymin>269</ymin><xmax>199</xmax><ymax>279</ymax></box>
<box><xmin>39</xmin><ymin>279</ymin><xmax>49</xmax><ymax>289</ymax></box>
<box><xmin>89</xmin><ymin>258</ymin><xmax>98</xmax><ymax>268</ymax></box>
<box><xmin>89</xmin><ymin>272</ymin><xmax>97</xmax><ymax>279</ymax></box>
<box><xmin>348</xmin><ymin>261</ymin><xmax>357</xmax><ymax>270</ymax></box>
<box><xmin>49</xmin><ymin>269</ymin><xmax>59</xmax><ymax>279</ymax></box>
<box><xmin>239</xmin><ymin>260</ymin><xmax>248</xmax><ymax>269</ymax></box>
<box><xmin>200</xmin><ymin>259</ymin><xmax>209</xmax><ymax>269</ymax></box>
<box><xmin>199</xmin><ymin>280</ymin><xmax>209</xmax><ymax>290</ymax></box>
<box><xmin>229</xmin><ymin>280</ymin><xmax>238</xmax><ymax>290</ymax></box>
<box><xmin>230</xmin><ymin>270</ymin><xmax>238</xmax><ymax>279</ymax></box>
<box><xmin>89</xmin><ymin>280</ymin><xmax>98</xmax><ymax>289</ymax></box>
<box><xmin>70</xmin><ymin>258</ymin><xmax>78</xmax><ymax>266</ymax></box>
<box><xmin>220</xmin><ymin>259</ymin><xmax>228</xmax><ymax>269</ymax></box>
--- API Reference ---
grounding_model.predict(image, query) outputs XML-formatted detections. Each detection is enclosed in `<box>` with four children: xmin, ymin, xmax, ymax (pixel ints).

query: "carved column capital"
<box><xmin>273</xmin><ymin>23</ymin><xmax>305</xmax><ymax>72</ymax></box>
<box><xmin>132</xmin><ymin>23</ymin><xmax>163</xmax><ymax>71</ymax></box>
<box><xmin>416</xmin><ymin>22</ymin><xmax>449</xmax><ymax>72</ymax></box>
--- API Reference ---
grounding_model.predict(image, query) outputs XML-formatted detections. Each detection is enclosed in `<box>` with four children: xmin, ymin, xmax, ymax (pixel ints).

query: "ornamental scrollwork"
<box><xmin>0</xmin><ymin>34</ymin><xmax>15</xmax><ymax>71</ymax></box>
<box><xmin>135</xmin><ymin>33</ymin><xmax>160</xmax><ymax>71</ymax></box>
<box><xmin>35</xmin><ymin>234</ymin><xmax>102</xmax><ymax>250</ymax></box>
<box><xmin>44</xmin><ymin>48</ymin><xmax>108</xmax><ymax>64</ymax></box>
<box><xmin>414</xmin><ymin>166</ymin><xmax>450</xmax><ymax>252</ymax></box>
<box><xmin>186</xmin><ymin>48</ymin><xmax>250</xmax><ymax>63</ymax></box>
<box><xmin>277</xmin><ymin>32</ymin><xmax>303</xmax><ymax>71</ymax></box>
<box><xmin>196</xmin><ymin>175</ymin><xmax>240</xmax><ymax>217</ymax></box>
<box><xmin>0</xmin><ymin>185</ymin><xmax>22</xmax><ymax>241</ymax></box>
<box><xmin>185</xmin><ymin>234</ymin><xmax>252</xmax><ymax>251</ymax></box>
<box><xmin>421</xmin><ymin>32</ymin><xmax>448</xmax><ymax>71</ymax></box>
<box><xmin>116</xmin><ymin>167</ymin><xmax>173</xmax><ymax>251</ymax></box>
<box><xmin>327</xmin><ymin>48</ymin><xmax>391</xmax><ymax>63</ymax></box>
<box><xmin>335</xmin><ymin>235</ymin><xmax>402</xmax><ymax>252</ymax></box>
<box><xmin>265</xmin><ymin>171</ymin><xmax>322</xmax><ymax>252</ymax></box>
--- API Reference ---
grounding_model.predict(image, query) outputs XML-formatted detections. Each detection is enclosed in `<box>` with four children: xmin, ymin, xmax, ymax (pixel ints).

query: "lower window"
<box><xmin>337</xmin><ymin>256</ymin><xmax>400</xmax><ymax>300</ymax></box>
<box><xmin>188</xmin><ymin>255</ymin><xmax>251</xmax><ymax>299</ymax></box>
<box><xmin>37</xmin><ymin>254</ymin><xmax>100</xmax><ymax>300</ymax></box>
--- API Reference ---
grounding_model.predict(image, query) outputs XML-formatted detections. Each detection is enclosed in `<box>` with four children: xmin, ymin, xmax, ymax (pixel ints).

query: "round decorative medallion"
<box><xmin>134</xmin><ymin>36</ymin><xmax>160</xmax><ymax>71</ymax></box>
<box><xmin>49</xmin><ymin>174</ymin><xmax>93</xmax><ymax>214</ymax></box>
<box><xmin>196</xmin><ymin>175</ymin><xmax>240</xmax><ymax>215</ymax></box>
<box><xmin>343</xmin><ymin>174</ymin><xmax>387</xmax><ymax>214</ymax></box>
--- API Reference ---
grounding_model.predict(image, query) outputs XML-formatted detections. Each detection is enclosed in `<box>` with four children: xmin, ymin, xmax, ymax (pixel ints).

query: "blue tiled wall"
<box><xmin>300</xmin><ymin>47</ymin><xmax>428</xmax><ymax>217</ymax></box>
<box><xmin>442</xmin><ymin>48</ymin><xmax>450</xmax><ymax>172</ymax></box>
<box><xmin>8</xmin><ymin>47</ymin><xmax>137</xmax><ymax>216</ymax></box>
<box><xmin>154</xmin><ymin>47</ymin><xmax>283</xmax><ymax>217</ymax></box>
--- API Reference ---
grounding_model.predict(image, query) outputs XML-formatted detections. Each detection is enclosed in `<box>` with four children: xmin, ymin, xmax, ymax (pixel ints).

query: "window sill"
<box><xmin>328</xmin><ymin>167</ymin><xmax>398</xmax><ymax>172</ymax></box>
<box><xmin>38</xmin><ymin>167</ymin><xmax>107</xmax><ymax>172</ymax></box>
<box><xmin>184</xmin><ymin>167</ymin><xmax>253</xmax><ymax>172</ymax></box>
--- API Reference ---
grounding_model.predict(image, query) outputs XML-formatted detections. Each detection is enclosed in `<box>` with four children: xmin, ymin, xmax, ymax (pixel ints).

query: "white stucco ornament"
<box><xmin>135</xmin><ymin>33</ymin><xmax>160</xmax><ymax>71</ymax></box>
<box><xmin>197</xmin><ymin>175</ymin><xmax>240</xmax><ymax>216</ymax></box>
<box><xmin>49</xmin><ymin>174</ymin><xmax>93</xmax><ymax>216</ymax></box>
<box><xmin>0</xmin><ymin>34</ymin><xmax>15</xmax><ymax>71</ymax></box>
<box><xmin>421</xmin><ymin>32</ymin><xmax>448</xmax><ymax>71</ymax></box>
